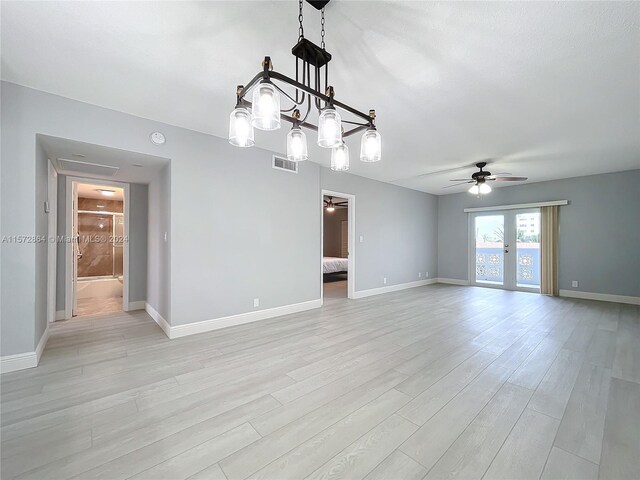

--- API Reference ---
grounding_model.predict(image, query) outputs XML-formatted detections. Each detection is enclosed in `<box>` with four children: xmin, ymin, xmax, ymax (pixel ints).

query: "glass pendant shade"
<box><xmin>317</xmin><ymin>107</ymin><xmax>342</xmax><ymax>148</ymax></box>
<box><xmin>251</xmin><ymin>82</ymin><xmax>281</xmax><ymax>131</ymax></box>
<box><xmin>359</xmin><ymin>127</ymin><xmax>382</xmax><ymax>163</ymax></box>
<box><xmin>330</xmin><ymin>143</ymin><xmax>350</xmax><ymax>171</ymax></box>
<box><xmin>228</xmin><ymin>107</ymin><xmax>255</xmax><ymax>147</ymax></box>
<box><xmin>286</xmin><ymin>126</ymin><xmax>308</xmax><ymax>162</ymax></box>
<box><xmin>479</xmin><ymin>182</ymin><xmax>492</xmax><ymax>194</ymax></box>
<box><xmin>468</xmin><ymin>184</ymin><xmax>480</xmax><ymax>195</ymax></box>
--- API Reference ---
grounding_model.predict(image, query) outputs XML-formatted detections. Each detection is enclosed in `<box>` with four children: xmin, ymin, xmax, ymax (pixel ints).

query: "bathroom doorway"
<box><xmin>67</xmin><ymin>178</ymin><xmax>129</xmax><ymax>317</ymax></box>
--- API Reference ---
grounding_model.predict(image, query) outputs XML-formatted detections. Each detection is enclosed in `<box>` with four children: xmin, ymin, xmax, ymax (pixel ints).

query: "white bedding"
<box><xmin>323</xmin><ymin>257</ymin><xmax>348</xmax><ymax>274</ymax></box>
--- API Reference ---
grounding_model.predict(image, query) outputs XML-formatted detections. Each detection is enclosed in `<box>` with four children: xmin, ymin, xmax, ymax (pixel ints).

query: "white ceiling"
<box><xmin>77</xmin><ymin>183</ymin><xmax>124</xmax><ymax>201</ymax></box>
<box><xmin>3</xmin><ymin>1</ymin><xmax>639</xmax><ymax>194</ymax></box>
<box><xmin>39</xmin><ymin>135</ymin><xmax>169</xmax><ymax>184</ymax></box>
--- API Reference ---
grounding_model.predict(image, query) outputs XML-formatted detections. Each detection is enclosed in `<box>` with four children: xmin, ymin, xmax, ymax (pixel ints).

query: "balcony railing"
<box><xmin>475</xmin><ymin>243</ymin><xmax>540</xmax><ymax>286</ymax></box>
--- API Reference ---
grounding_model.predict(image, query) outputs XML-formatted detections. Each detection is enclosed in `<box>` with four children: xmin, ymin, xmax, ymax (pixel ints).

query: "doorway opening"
<box><xmin>68</xmin><ymin>179</ymin><xmax>129</xmax><ymax>317</ymax></box>
<box><xmin>469</xmin><ymin>208</ymin><xmax>541</xmax><ymax>292</ymax></box>
<box><xmin>321</xmin><ymin>190</ymin><xmax>355</xmax><ymax>301</ymax></box>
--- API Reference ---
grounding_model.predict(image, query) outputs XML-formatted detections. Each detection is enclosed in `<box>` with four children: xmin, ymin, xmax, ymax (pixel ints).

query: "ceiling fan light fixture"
<box><xmin>251</xmin><ymin>81</ymin><xmax>281</xmax><ymax>131</ymax></box>
<box><xmin>286</xmin><ymin>125</ymin><xmax>308</xmax><ymax>162</ymax></box>
<box><xmin>228</xmin><ymin>106</ymin><xmax>255</xmax><ymax>147</ymax></box>
<box><xmin>331</xmin><ymin>142</ymin><xmax>349</xmax><ymax>171</ymax></box>
<box><xmin>468</xmin><ymin>184</ymin><xmax>480</xmax><ymax>195</ymax></box>
<box><xmin>479</xmin><ymin>182</ymin><xmax>492</xmax><ymax>194</ymax></box>
<box><xmin>359</xmin><ymin>126</ymin><xmax>381</xmax><ymax>163</ymax></box>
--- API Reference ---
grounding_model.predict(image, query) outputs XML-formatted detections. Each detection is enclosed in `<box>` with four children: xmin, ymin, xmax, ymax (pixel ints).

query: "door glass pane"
<box><xmin>475</xmin><ymin>215</ymin><xmax>504</xmax><ymax>285</ymax></box>
<box><xmin>516</xmin><ymin>212</ymin><xmax>540</xmax><ymax>288</ymax></box>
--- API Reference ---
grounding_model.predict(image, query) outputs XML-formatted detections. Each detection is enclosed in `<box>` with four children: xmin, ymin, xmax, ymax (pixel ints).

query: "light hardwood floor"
<box><xmin>1</xmin><ymin>285</ymin><xmax>638</xmax><ymax>480</ymax></box>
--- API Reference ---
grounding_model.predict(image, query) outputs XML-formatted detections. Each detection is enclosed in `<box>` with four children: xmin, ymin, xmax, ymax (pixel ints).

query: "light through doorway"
<box><xmin>471</xmin><ymin>209</ymin><xmax>541</xmax><ymax>292</ymax></box>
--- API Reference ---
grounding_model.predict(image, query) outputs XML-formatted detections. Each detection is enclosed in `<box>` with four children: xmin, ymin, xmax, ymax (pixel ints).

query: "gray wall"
<box><xmin>147</xmin><ymin>164</ymin><xmax>171</xmax><ymax>321</ymax></box>
<box><xmin>321</xmin><ymin>168</ymin><xmax>439</xmax><ymax>291</ymax></box>
<box><xmin>323</xmin><ymin>207</ymin><xmax>348</xmax><ymax>257</ymax></box>
<box><xmin>1</xmin><ymin>81</ymin><xmax>439</xmax><ymax>354</ymax></box>
<box><xmin>55</xmin><ymin>175</ymin><xmax>149</xmax><ymax>311</ymax></box>
<box><xmin>438</xmin><ymin>170</ymin><xmax>640</xmax><ymax>297</ymax></box>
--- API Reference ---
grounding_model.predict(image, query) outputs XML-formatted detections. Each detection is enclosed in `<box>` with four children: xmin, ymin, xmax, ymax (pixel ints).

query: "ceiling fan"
<box><xmin>444</xmin><ymin>162</ymin><xmax>528</xmax><ymax>195</ymax></box>
<box><xmin>324</xmin><ymin>196</ymin><xmax>347</xmax><ymax>212</ymax></box>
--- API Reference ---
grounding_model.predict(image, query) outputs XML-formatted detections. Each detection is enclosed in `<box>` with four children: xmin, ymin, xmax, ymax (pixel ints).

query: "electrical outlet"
<box><xmin>571</xmin><ymin>281</ymin><xmax>578</xmax><ymax>288</ymax></box>
<box><xmin>253</xmin><ymin>298</ymin><xmax>260</xmax><ymax>308</ymax></box>
<box><xmin>383</xmin><ymin>277</ymin><xmax>387</xmax><ymax>285</ymax></box>
<box><xmin>359</xmin><ymin>235</ymin><xmax>364</xmax><ymax>243</ymax></box>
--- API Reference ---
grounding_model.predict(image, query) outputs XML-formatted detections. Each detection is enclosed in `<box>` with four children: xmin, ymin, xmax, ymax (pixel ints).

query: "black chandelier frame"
<box><xmin>233</xmin><ymin>0</ymin><xmax>377</xmax><ymax>139</ymax></box>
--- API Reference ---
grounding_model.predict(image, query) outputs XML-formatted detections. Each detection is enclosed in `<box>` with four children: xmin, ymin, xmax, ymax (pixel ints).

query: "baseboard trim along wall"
<box><xmin>146</xmin><ymin>299</ymin><xmax>323</xmax><ymax>340</ymax></box>
<box><xmin>145</xmin><ymin>302</ymin><xmax>171</xmax><ymax>338</ymax></box>
<box><xmin>1</xmin><ymin>327</ymin><xmax>50</xmax><ymax>374</ymax></box>
<box><xmin>128</xmin><ymin>301</ymin><xmax>146</xmax><ymax>311</ymax></box>
<box><xmin>559</xmin><ymin>289</ymin><xmax>640</xmax><ymax>305</ymax></box>
<box><xmin>55</xmin><ymin>310</ymin><xmax>66</xmax><ymax>320</ymax></box>
<box><xmin>437</xmin><ymin>278</ymin><xmax>470</xmax><ymax>286</ymax></box>
<box><xmin>352</xmin><ymin>279</ymin><xmax>437</xmax><ymax>299</ymax></box>
<box><xmin>168</xmin><ymin>299</ymin><xmax>322</xmax><ymax>339</ymax></box>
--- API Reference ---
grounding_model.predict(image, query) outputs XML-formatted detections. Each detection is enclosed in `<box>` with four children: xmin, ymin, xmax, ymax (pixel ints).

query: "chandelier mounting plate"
<box><xmin>291</xmin><ymin>38</ymin><xmax>332</xmax><ymax>68</ymax></box>
<box><xmin>305</xmin><ymin>0</ymin><xmax>330</xmax><ymax>10</ymax></box>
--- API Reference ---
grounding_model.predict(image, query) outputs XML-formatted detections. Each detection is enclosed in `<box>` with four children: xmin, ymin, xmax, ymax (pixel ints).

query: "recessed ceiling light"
<box><xmin>97</xmin><ymin>189</ymin><xmax>116</xmax><ymax>197</ymax></box>
<box><xmin>96</xmin><ymin>204</ymin><xmax>105</xmax><ymax>208</ymax></box>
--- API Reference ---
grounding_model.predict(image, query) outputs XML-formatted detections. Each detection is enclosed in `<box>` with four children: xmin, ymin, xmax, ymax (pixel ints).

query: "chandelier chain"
<box><xmin>321</xmin><ymin>7</ymin><xmax>326</xmax><ymax>49</ymax></box>
<box><xmin>298</xmin><ymin>0</ymin><xmax>304</xmax><ymax>40</ymax></box>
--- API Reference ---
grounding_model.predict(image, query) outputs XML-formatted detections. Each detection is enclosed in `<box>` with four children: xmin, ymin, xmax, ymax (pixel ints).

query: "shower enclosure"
<box><xmin>77</xmin><ymin>211</ymin><xmax>124</xmax><ymax>278</ymax></box>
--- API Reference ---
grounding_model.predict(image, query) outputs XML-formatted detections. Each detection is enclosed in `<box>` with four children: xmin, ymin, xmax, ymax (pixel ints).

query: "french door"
<box><xmin>470</xmin><ymin>208</ymin><xmax>541</xmax><ymax>292</ymax></box>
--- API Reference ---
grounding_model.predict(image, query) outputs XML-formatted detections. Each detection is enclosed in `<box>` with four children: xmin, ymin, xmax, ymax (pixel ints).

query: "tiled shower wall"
<box><xmin>77</xmin><ymin>198</ymin><xmax>124</xmax><ymax>277</ymax></box>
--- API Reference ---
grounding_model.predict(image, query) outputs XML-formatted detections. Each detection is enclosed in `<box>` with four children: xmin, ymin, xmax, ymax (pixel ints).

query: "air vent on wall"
<box><xmin>57</xmin><ymin>158</ymin><xmax>119</xmax><ymax>177</ymax></box>
<box><xmin>272</xmin><ymin>155</ymin><xmax>298</xmax><ymax>174</ymax></box>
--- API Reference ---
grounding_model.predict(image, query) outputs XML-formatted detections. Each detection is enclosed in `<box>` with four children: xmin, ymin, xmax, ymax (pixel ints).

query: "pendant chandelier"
<box><xmin>228</xmin><ymin>0</ymin><xmax>381</xmax><ymax>171</ymax></box>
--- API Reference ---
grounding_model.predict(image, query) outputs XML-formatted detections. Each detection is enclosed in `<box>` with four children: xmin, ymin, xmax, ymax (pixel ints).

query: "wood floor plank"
<box><xmin>304</xmin><ymin>413</ymin><xmax>417</xmax><ymax>480</ymax></box>
<box><xmin>363</xmin><ymin>450</ymin><xmax>427</xmax><ymax>480</ymax></box>
<box><xmin>528</xmin><ymin>348</ymin><xmax>584</xmax><ymax>419</ymax></box>
<box><xmin>399</xmin><ymin>363</ymin><xmax>513</xmax><ymax>471</ymax></box>
<box><xmin>554</xmin><ymin>362</ymin><xmax>612</xmax><ymax>465</ymax></box>
<box><xmin>424</xmin><ymin>382</ymin><xmax>532</xmax><ymax>480</ymax></box>
<box><xmin>129</xmin><ymin>423</ymin><xmax>260</xmax><ymax>480</ymax></box>
<box><xmin>541</xmin><ymin>447</ymin><xmax>599</xmax><ymax>480</ymax></box>
<box><xmin>599</xmin><ymin>377</ymin><xmax>640</xmax><ymax>480</ymax></box>
<box><xmin>245</xmin><ymin>390</ymin><xmax>411</xmax><ymax>480</ymax></box>
<box><xmin>483</xmin><ymin>408</ymin><xmax>560</xmax><ymax>480</ymax></box>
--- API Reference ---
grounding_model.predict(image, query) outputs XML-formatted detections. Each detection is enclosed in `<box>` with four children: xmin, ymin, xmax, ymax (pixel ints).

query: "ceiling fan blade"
<box><xmin>449</xmin><ymin>178</ymin><xmax>471</xmax><ymax>182</ymax></box>
<box><xmin>491</xmin><ymin>176</ymin><xmax>528</xmax><ymax>182</ymax></box>
<box><xmin>335</xmin><ymin>202</ymin><xmax>348</xmax><ymax>206</ymax></box>
<box><xmin>443</xmin><ymin>181</ymin><xmax>474</xmax><ymax>189</ymax></box>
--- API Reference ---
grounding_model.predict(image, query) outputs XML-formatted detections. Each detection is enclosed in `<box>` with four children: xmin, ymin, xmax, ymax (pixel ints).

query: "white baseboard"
<box><xmin>352</xmin><ymin>279</ymin><xmax>437</xmax><ymax>299</ymax></box>
<box><xmin>1</xmin><ymin>327</ymin><xmax>50</xmax><ymax>374</ymax></box>
<box><xmin>436</xmin><ymin>278</ymin><xmax>470</xmax><ymax>286</ymax></box>
<box><xmin>128</xmin><ymin>301</ymin><xmax>146</xmax><ymax>311</ymax></box>
<box><xmin>169</xmin><ymin>299</ymin><xmax>322</xmax><ymax>339</ymax></box>
<box><xmin>145</xmin><ymin>302</ymin><xmax>171</xmax><ymax>338</ymax></box>
<box><xmin>55</xmin><ymin>310</ymin><xmax>66</xmax><ymax>320</ymax></box>
<box><xmin>559</xmin><ymin>289</ymin><xmax>640</xmax><ymax>305</ymax></box>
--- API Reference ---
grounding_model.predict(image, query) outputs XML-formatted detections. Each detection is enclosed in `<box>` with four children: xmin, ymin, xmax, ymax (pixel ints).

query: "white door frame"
<box><xmin>47</xmin><ymin>160</ymin><xmax>58</xmax><ymax>323</ymax></box>
<box><xmin>65</xmin><ymin>176</ymin><xmax>130</xmax><ymax>319</ymax></box>
<box><xmin>468</xmin><ymin>208</ymin><xmax>540</xmax><ymax>293</ymax></box>
<box><xmin>321</xmin><ymin>189</ymin><xmax>356</xmax><ymax>302</ymax></box>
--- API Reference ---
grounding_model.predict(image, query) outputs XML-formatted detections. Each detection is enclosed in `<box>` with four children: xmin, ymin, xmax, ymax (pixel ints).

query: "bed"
<box><xmin>323</xmin><ymin>256</ymin><xmax>348</xmax><ymax>274</ymax></box>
